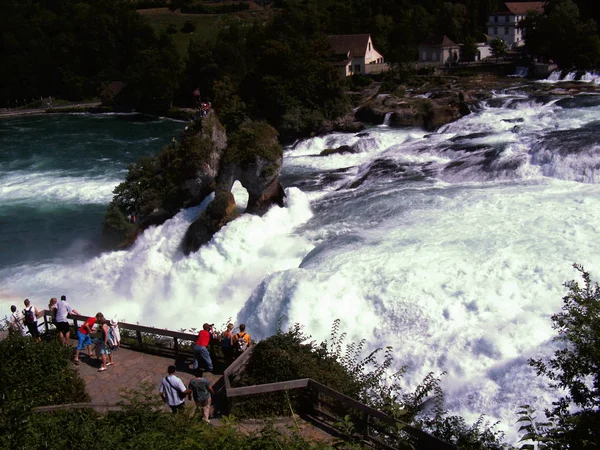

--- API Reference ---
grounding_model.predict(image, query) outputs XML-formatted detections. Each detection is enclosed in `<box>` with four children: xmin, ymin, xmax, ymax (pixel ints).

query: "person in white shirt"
<box><xmin>9</xmin><ymin>305</ymin><xmax>26</xmax><ymax>336</ymax></box>
<box><xmin>54</xmin><ymin>295</ymin><xmax>80</xmax><ymax>345</ymax></box>
<box><xmin>159</xmin><ymin>365</ymin><xmax>190</xmax><ymax>414</ymax></box>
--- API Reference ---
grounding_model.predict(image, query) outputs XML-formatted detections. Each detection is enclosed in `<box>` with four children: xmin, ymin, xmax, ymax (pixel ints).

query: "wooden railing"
<box><xmin>222</xmin><ymin>347</ymin><xmax>456</xmax><ymax>450</ymax></box>
<box><xmin>40</xmin><ymin>310</ymin><xmax>197</xmax><ymax>358</ymax></box>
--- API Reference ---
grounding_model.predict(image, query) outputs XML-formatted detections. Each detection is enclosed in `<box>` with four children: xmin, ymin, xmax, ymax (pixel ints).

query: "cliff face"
<box><xmin>105</xmin><ymin>112</ymin><xmax>285</xmax><ymax>253</ymax></box>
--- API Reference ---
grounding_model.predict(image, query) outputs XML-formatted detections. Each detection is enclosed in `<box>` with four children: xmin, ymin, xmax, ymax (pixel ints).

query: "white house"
<box><xmin>327</xmin><ymin>34</ymin><xmax>388</xmax><ymax>77</ymax></box>
<box><xmin>418</xmin><ymin>35</ymin><xmax>460</xmax><ymax>65</ymax></box>
<box><xmin>487</xmin><ymin>2</ymin><xmax>544</xmax><ymax>48</ymax></box>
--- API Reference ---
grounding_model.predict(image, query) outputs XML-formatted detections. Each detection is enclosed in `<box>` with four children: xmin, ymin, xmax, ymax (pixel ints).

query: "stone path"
<box><xmin>72</xmin><ymin>344</ymin><xmax>221</xmax><ymax>406</ymax></box>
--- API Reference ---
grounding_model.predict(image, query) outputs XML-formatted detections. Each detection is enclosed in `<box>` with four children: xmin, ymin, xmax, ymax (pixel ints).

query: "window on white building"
<box><xmin>494</xmin><ymin>27</ymin><xmax>498</xmax><ymax>35</ymax></box>
<box><xmin>505</xmin><ymin>15</ymin><xmax>509</xmax><ymax>22</ymax></box>
<box><xmin>368</xmin><ymin>42</ymin><xmax>371</xmax><ymax>51</ymax></box>
<box><xmin>505</xmin><ymin>27</ymin><xmax>509</xmax><ymax>35</ymax></box>
<box><xmin>494</xmin><ymin>16</ymin><xmax>498</xmax><ymax>23</ymax></box>
<box><xmin>354</xmin><ymin>64</ymin><xmax>360</xmax><ymax>73</ymax></box>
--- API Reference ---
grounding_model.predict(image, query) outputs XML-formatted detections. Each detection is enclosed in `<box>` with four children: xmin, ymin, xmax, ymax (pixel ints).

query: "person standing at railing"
<box><xmin>74</xmin><ymin>312</ymin><xmax>103</xmax><ymax>365</ymax></box>
<box><xmin>22</xmin><ymin>299</ymin><xmax>41</xmax><ymax>342</ymax></box>
<box><xmin>233</xmin><ymin>323</ymin><xmax>251</xmax><ymax>357</ymax></box>
<box><xmin>54</xmin><ymin>295</ymin><xmax>80</xmax><ymax>346</ymax></box>
<box><xmin>96</xmin><ymin>317</ymin><xmax>114</xmax><ymax>372</ymax></box>
<box><xmin>9</xmin><ymin>305</ymin><xmax>27</xmax><ymax>336</ymax></box>
<box><xmin>221</xmin><ymin>323</ymin><xmax>235</xmax><ymax>366</ymax></box>
<box><xmin>193</xmin><ymin>323</ymin><xmax>214</xmax><ymax>373</ymax></box>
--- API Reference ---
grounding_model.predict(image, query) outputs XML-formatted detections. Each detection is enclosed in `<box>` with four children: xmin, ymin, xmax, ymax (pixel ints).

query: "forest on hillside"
<box><xmin>2</xmin><ymin>0</ymin><xmax>599</xmax><ymax>138</ymax></box>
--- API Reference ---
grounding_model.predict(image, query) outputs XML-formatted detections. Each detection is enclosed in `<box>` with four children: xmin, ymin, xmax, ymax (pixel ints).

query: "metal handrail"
<box><xmin>40</xmin><ymin>310</ymin><xmax>198</xmax><ymax>357</ymax></box>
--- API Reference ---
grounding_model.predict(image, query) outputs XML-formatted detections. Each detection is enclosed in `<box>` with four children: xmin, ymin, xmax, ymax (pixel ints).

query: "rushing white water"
<box><xmin>2</xmin><ymin>92</ymin><xmax>600</xmax><ymax>442</ymax></box>
<box><xmin>541</xmin><ymin>69</ymin><xmax>600</xmax><ymax>84</ymax></box>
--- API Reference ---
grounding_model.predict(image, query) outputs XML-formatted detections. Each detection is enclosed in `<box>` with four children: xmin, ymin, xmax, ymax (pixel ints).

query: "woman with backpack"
<box><xmin>233</xmin><ymin>323</ymin><xmax>251</xmax><ymax>356</ymax></box>
<box><xmin>97</xmin><ymin>316</ymin><xmax>114</xmax><ymax>372</ymax></box>
<box><xmin>221</xmin><ymin>323</ymin><xmax>234</xmax><ymax>366</ymax></box>
<box><xmin>22</xmin><ymin>299</ymin><xmax>40</xmax><ymax>342</ymax></box>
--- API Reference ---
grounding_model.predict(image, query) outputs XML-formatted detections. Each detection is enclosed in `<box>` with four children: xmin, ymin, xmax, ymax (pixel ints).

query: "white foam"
<box><xmin>0</xmin><ymin>171</ymin><xmax>119</xmax><ymax>204</ymax></box>
<box><xmin>1</xmin><ymin>187</ymin><xmax>314</xmax><ymax>330</ymax></box>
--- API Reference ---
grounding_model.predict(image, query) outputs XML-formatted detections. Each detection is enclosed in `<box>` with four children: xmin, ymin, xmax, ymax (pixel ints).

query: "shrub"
<box><xmin>181</xmin><ymin>20</ymin><xmax>195</xmax><ymax>33</ymax></box>
<box><xmin>0</xmin><ymin>334</ymin><xmax>89</xmax><ymax>448</ymax></box>
<box><xmin>166</xmin><ymin>23</ymin><xmax>178</xmax><ymax>34</ymax></box>
<box><xmin>521</xmin><ymin>264</ymin><xmax>600</xmax><ymax>449</ymax></box>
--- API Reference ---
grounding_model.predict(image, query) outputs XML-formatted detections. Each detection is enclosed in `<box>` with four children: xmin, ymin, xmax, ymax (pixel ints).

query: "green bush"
<box><xmin>224</xmin><ymin>120</ymin><xmax>282</xmax><ymax>168</ymax></box>
<box><xmin>0</xmin><ymin>334</ymin><xmax>89</xmax><ymax>448</ymax></box>
<box><xmin>181</xmin><ymin>20</ymin><xmax>196</xmax><ymax>33</ymax></box>
<box><xmin>520</xmin><ymin>264</ymin><xmax>600</xmax><ymax>449</ymax></box>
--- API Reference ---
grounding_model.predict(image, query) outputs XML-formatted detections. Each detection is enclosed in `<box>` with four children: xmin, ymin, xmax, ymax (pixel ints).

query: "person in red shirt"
<box><xmin>74</xmin><ymin>312</ymin><xmax>103</xmax><ymax>365</ymax></box>
<box><xmin>194</xmin><ymin>323</ymin><xmax>213</xmax><ymax>372</ymax></box>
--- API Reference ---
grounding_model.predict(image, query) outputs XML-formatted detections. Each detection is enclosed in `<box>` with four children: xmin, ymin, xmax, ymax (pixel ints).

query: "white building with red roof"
<box><xmin>327</xmin><ymin>34</ymin><xmax>388</xmax><ymax>77</ymax></box>
<box><xmin>418</xmin><ymin>35</ymin><xmax>460</xmax><ymax>65</ymax></box>
<box><xmin>487</xmin><ymin>2</ymin><xmax>544</xmax><ymax>48</ymax></box>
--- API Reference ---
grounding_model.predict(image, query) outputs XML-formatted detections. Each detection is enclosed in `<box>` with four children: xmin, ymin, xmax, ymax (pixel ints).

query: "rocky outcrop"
<box><xmin>355</xmin><ymin>90</ymin><xmax>471</xmax><ymax>131</ymax></box>
<box><xmin>180</xmin><ymin>113</ymin><xmax>228</xmax><ymax>203</ymax></box>
<box><xmin>182</xmin><ymin>190</ymin><xmax>239</xmax><ymax>254</ymax></box>
<box><xmin>106</xmin><ymin>112</ymin><xmax>285</xmax><ymax>253</ymax></box>
<box><xmin>181</xmin><ymin>120</ymin><xmax>285</xmax><ymax>254</ymax></box>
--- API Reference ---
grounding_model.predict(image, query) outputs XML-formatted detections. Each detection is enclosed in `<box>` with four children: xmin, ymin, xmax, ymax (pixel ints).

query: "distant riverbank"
<box><xmin>0</xmin><ymin>102</ymin><xmax>102</xmax><ymax>119</ymax></box>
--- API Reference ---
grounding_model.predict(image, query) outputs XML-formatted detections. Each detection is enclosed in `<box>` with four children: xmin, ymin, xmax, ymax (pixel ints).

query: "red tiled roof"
<box><xmin>327</xmin><ymin>34</ymin><xmax>371</xmax><ymax>58</ymax></box>
<box><xmin>420</xmin><ymin>35</ymin><xmax>458</xmax><ymax>48</ymax></box>
<box><xmin>492</xmin><ymin>2</ymin><xmax>544</xmax><ymax>15</ymax></box>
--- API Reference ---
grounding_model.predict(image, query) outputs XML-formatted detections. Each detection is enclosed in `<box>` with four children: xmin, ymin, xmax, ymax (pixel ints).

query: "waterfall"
<box><xmin>383</xmin><ymin>112</ymin><xmax>392</xmax><ymax>126</ymax></box>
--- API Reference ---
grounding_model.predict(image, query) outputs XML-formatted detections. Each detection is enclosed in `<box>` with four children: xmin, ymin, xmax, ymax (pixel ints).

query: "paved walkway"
<box><xmin>73</xmin><ymin>344</ymin><xmax>221</xmax><ymax>406</ymax></box>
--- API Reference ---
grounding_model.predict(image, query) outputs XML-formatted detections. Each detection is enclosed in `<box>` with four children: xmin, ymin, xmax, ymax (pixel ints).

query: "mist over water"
<box><xmin>2</xmin><ymin>94</ymin><xmax>600</xmax><ymax>441</ymax></box>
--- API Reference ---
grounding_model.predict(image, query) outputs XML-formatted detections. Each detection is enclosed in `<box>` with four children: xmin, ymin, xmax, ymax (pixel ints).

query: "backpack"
<box><xmin>23</xmin><ymin>307</ymin><xmax>35</xmax><ymax>325</ymax></box>
<box><xmin>236</xmin><ymin>332</ymin><xmax>248</xmax><ymax>352</ymax></box>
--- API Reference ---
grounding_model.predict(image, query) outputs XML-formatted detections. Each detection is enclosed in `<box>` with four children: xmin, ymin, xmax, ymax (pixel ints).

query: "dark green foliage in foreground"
<box><xmin>519</xmin><ymin>264</ymin><xmax>600</xmax><ymax>449</ymax></box>
<box><xmin>0</xmin><ymin>334</ymin><xmax>89</xmax><ymax>449</ymax></box>
<box><xmin>0</xmin><ymin>334</ymin><xmax>348</xmax><ymax>450</ymax></box>
<box><xmin>233</xmin><ymin>321</ymin><xmax>510</xmax><ymax>449</ymax></box>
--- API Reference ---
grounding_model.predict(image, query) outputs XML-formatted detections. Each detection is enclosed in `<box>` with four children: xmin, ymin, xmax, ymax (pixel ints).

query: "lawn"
<box><xmin>138</xmin><ymin>7</ymin><xmax>275</xmax><ymax>56</ymax></box>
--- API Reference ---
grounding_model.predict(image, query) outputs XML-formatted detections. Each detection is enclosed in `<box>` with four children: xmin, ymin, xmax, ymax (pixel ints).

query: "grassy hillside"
<box><xmin>138</xmin><ymin>7</ymin><xmax>275</xmax><ymax>56</ymax></box>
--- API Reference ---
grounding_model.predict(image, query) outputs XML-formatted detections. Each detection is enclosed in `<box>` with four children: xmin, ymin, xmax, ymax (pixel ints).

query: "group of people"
<box><xmin>9</xmin><ymin>298</ymin><xmax>43</xmax><ymax>342</ymax></box>
<box><xmin>158</xmin><ymin>322</ymin><xmax>251</xmax><ymax>420</ymax></box>
<box><xmin>160</xmin><ymin>366</ymin><xmax>214</xmax><ymax>421</ymax></box>
<box><xmin>193</xmin><ymin>322</ymin><xmax>251</xmax><ymax>373</ymax></box>
<box><xmin>8</xmin><ymin>295</ymin><xmax>120</xmax><ymax>372</ymax></box>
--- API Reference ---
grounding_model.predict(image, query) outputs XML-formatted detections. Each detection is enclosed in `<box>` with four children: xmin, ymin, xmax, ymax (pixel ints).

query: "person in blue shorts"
<box><xmin>74</xmin><ymin>312</ymin><xmax>103</xmax><ymax>365</ymax></box>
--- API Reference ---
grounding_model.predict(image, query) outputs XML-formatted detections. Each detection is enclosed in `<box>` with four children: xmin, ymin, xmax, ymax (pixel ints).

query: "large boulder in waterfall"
<box><xmin>182</xmin><ymin>190</ymin><xmax>239</xmax><ymax>255</ymax></box>
<box><xmin>180</xmin><ymin>112</ymin><xmax>228</xmax><ymax>203</ymax></box>
<box><xmin>355</xmin><ymin>90</ymin><xmax>468</xmax><ymax>131</ymax></box>
<box><xmin>217</xmin><ymin>121</ymin><xmax>285</xmax><ymax>215</ymax></box>
<box><xmin>103</xmin><ymin>112</ymin><xmax>228</xmax><ymax>244</ymax></box>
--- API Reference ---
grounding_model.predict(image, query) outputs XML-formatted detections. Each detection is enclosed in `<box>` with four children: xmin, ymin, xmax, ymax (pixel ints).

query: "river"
<box><xmin>1</xmin><ymin>86</ymin><xmax>600</xmax><ymax>441</ymax></box>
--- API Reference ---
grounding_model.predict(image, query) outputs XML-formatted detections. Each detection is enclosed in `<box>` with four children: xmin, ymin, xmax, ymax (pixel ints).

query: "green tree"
<box><xmin>490</xmin><ymin>38</ymin><xmax>507</xmax><ymax>61</ymax></box>
<box><xmin>524</xmin><ymin>264</ymin><xmax>600</xmax><ymax>448</ymax></box>
<box><xmin>523</xmin><ymin>0</ymin><xmax>600</xmax><ymax>69</ymax></box>
<box><xmin>124</xmin><ymin>34</ymin><xmax>182</xmax><ymax>113</ymax></box>
<box><xmin>462</xmin><ymin>37</ymin><xmax>479</xmax><ymax>62</ymax></box>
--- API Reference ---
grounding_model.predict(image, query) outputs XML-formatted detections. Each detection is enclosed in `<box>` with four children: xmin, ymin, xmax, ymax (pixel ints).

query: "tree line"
<box><xmin>2</xmin><ymin>0</ymin><xmax>599</xmax><ymax>139</ymax></box>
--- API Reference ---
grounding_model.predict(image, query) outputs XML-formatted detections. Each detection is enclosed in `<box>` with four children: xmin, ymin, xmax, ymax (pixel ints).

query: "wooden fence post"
<box><xmin>136</xmin><ymin>331</ymin><xmax>142</xmax><ymax>346</ymax></box>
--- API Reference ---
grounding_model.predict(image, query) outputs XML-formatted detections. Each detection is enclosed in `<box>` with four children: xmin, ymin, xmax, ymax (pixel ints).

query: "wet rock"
<box><xmin>320</xmin><ymin>145</ymin><xmax>357</xmax><ymax>156</ymax></box>
<box><xmin>182</xmin><ymin>190</ymin><xmax>239</xmax><ymax>255</ymax></box>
